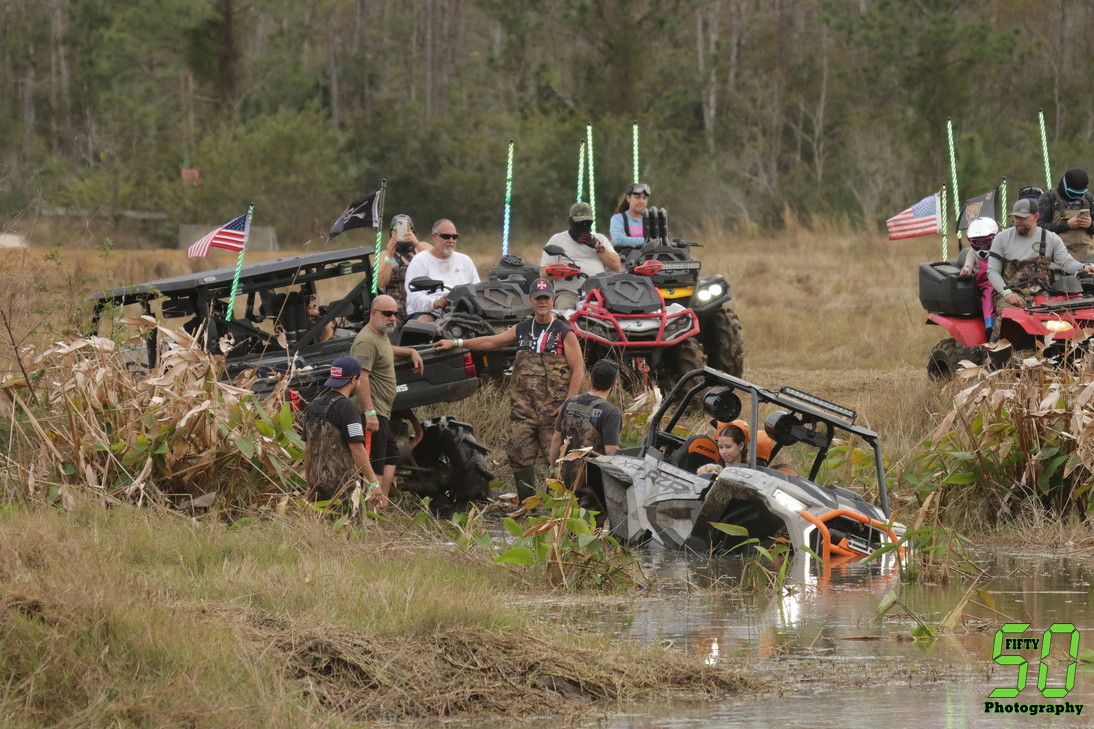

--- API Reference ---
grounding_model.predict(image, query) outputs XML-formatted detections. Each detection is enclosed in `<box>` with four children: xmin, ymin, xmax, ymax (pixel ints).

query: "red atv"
<box><xmin>543</xmin><ymin>245</ymin><xmax>704</xmax><ymax>391</ymax></box>
<box><xmin>920</xmin><ymin>260</ymin><xmax>1094</xmax><ymax>379</ymax></box>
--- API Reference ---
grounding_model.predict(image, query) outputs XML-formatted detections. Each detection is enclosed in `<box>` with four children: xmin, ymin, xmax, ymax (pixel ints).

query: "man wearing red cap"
<box><xmin>436</xmin><ymin>278</ymin><xmax>584</xmax><ymax>498</ymax></box>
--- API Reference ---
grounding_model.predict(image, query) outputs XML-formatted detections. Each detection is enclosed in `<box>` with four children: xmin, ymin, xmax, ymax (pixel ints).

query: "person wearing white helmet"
<box><xmin>959</xmin><ymin>216</ymin><xmax>1000</xmax><ymax>338</ymax></box>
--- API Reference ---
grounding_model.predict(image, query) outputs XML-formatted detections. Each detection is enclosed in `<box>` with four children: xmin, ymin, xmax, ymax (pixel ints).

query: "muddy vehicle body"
<box><xmin>920</xmin><ymin>260</ymin><xmax>1094</xmax><ymax>379</ymax></box>
<box><xmin>585</xmin><ymin>367</ymin><xmax>903</xmax><ymax>559</ymax></box>
<box><xmin>620</xmin><ymin>208</ymin><xmax>744</xmax><ymax>377</ymax></box>
<box><xmin>90</xmin><ymin>245</ymin><xmax>493</xmax><ymax>503</ymax></box>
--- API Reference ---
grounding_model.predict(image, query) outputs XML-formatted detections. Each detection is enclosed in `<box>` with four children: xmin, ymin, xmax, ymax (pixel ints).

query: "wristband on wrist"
<box><xmin>364</xmin><ymin>409</ymin><xmax>377</xmax><ymax>417</ymax></box>
<box><xmin>1003</xmin><ymin>289</ymin><xmax>1013</xmax><ymax>297</ymax></box>
<box><xmin>382</xmin><ymin>256</ymin><xmax>396</xmax><ymax>266</ymax></box>
<box><xmin>454</xmin><ymin>338</ymin><xmax>463</xmax><ymax>349</ymax></box>
<box><xmin>367</xmin><ymin>481</ymin><xmax>381</xmax><ymax>491</ymax></box>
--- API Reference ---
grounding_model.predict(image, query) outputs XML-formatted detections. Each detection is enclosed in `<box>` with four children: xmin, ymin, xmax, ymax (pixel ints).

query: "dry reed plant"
<box><xmin>1</xmin><ymin>317</ymin><xmax>301</xmax><ymax>509</ymax></box>
<box><xmin>905</xmin><ymin>349</ymin><xmax>1094</xmax><ymax>528</ymax></box>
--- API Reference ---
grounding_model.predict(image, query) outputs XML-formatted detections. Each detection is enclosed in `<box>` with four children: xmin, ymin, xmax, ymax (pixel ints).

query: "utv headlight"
<box><xmin>696</xmin><ymin>283</ymin><xmax>724</xmax><ymax>303</ymax></box>
<box><xmin>1045</xmin><ymin>320</ymin><xmax>1073</xmax><ymax>333</ymax></box>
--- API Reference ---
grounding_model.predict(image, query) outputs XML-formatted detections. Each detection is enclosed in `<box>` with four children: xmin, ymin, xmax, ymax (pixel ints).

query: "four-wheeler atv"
<box><xmin>622</xmin><ymin>207</ymin><xmax>744</xmax><ymax>376</ymax></box>
<box><xmin>89</xmin><ymin>245</ymin><xmax>494</xmax><ymax>504</ymax></box>
<box><xmin>919</xmin><ymin>259</ymin><xmax>1094</xmax><ymax>380</ymax></box>
<box><xmin>585</xmin><ymin>367</ymin><xmax>904</xmax><ymax>559</ymax></box>
<box><xmin>542</xmin><ymin>244</ymin><xmax>706</xmax><ymax>392</ymax></box>
<box><xmin>397</xmin><ymin>254</ymin><xmax>536</xmax><ymax>379</ymax></box>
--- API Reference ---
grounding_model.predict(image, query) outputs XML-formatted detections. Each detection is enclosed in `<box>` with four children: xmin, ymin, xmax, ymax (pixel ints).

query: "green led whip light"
<box><xmin>577</xmin><ymin>141</ymin><xmax>585</xmax><ymax>202</ymax></box>
<box><xmin>1039</xmin><ymin>108</ymin><xmax>1052</xmax><ymax>189</ymax></box>
<box><xmin>224</xmin><ymin>202</ymin><xmax>255</xmax><ymax>322</ymax></box>
<box><xmin>502</xmin><ymin>140</ymin><xmax>514</xmax><ymax>256</ymax></box>
<box><xmin>946</xmin><ymin>118</ymin><xmax>960</xmax><ymax>242</ymax></box>
<box><xmin>999</xmin><ymin>178</ymin><xmax>1007</xmax><ymax>227</ymax></box>
<box><xmin>632</xmin><ymin>120</ymin><xmax>640</xmax><ymax>184</ymax></box>
<box><xmin>939</xmin><ymin>185</ymin><xmax>949</xmax><ymax>262</ymax></box>
<box><xmin>371</xmin><ymin>179</ymin><xmax>387</xmax><ymax>295</ymax></box>
<box><xmin>586</xmin><ymin>123</ymin><xmax>596</xmax><ymax>231</ymax></box>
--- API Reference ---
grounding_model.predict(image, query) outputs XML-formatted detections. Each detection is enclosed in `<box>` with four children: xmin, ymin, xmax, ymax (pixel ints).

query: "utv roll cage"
<box><xmin>89</xmin><ymin>246</ymin><xmax>376</xmax><ymax>366</ymax></box>
<box><xmin>644</xmin><ymin>367</ymin><xmax>890</xmax><ymax>517</ymax></box>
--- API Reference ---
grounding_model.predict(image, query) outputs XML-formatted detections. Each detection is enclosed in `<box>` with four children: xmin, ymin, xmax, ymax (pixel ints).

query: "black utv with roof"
<box><xmin>90</xmin><ymin>245</ymin><xmax>493</xmax><ymax>504</ymax></box>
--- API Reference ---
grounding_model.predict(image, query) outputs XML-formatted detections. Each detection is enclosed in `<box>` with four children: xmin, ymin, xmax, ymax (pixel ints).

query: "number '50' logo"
<box><xmin>990</xmin><ymin>623</ymin><xmax>1080</xmax><ymax>699</ymax></box>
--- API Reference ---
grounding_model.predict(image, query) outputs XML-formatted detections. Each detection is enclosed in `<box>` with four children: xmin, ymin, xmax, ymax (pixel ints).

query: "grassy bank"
<box><xmin>0</xmin><ymin>502</ymin><xmax>763</xmax><ymax>725</ymax></box>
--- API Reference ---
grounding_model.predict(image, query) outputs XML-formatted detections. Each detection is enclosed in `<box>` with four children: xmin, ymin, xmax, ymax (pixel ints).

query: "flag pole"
<box><xmin>946</xmin><ymin>118</ymin><xmax>961</xmax><ymax>246</ymax></box>
<box><xmin>224</xmin><ymin>202</ymin><xmax>254</xmax><ymax>322</ymax></box>
<box><xmin>502</xmin><ymin>140</ymin><xmax>514</xmax><ymax>256</ymax></box>
<box><xmin>372</xmin><ymin>179</ymin><xmax>387</xmax><ymax>296</ymax></box>
<box><xmin>939</xmin><ymin>186</ymin><xmax>949</xmax><ymax>262</ymax></box>
<box><xmin>632</xmin><ymin>120</ymin><xmax>640</xmax><ymax>184</ymax></box>
<box><xmin>577</xmin><ymin>141</ymin><xmax>586</xmax><ymax>202</ymax></box>
<box><xmin>586</xmin><ymin>123</ymin><xmax>596</xmax><ymax>232</ymax></box>
<box><xmin>1038</xmin><ymin>108</ymin><xmax>1052</xmax><ymax>189</ymax></box>
<box><xmin>998</xmin><ymin>177</ymin><xmax>1007</xmax><ymax>227</ymax></box>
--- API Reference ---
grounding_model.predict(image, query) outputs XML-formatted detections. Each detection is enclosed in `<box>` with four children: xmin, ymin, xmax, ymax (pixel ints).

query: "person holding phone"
<box><xmin>538</xmin><ymin>202</ymin><xmax>621</xmax><ymax>278</ymax></box>
<box><xmin>377</xmin><ymin>214</ymin><xmax>428</xmax><ymax>321</ymax></box>
<box><xmin>1037</xmin><ymin>168</ymin><xmax>1094</xmax><ymax>260</ymax></box>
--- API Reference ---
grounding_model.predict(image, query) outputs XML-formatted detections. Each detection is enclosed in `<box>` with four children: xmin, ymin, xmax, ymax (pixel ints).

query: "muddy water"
<box><xmin>546</xmin><ymin>551</ymin><xmax>1094</xmax><ymax>727</ymax></box>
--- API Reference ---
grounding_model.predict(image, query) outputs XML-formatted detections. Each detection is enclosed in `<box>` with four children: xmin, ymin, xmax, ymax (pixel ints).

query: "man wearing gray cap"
<box><xmin>987</xmin><ymin>198</ymin><xmax>1094</xmax><ymax>335</ymax></box>
<box><xmin>540</xmin><ymin>202</ymin><xmax>621</xmax><ymax>277</ymax></box>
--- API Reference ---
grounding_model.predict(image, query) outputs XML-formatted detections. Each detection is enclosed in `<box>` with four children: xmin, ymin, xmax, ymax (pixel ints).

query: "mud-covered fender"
<box><xmin>926</xmin><ymin>313</ymin><xmax>987</xmax><ymax>346</ymax></box>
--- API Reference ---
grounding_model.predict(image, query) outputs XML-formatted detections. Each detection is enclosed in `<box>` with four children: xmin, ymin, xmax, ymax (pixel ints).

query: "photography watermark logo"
<box><xmin>984</xmin><ymin>623</ymin><xmax>1083</xmax><ymax>718</ymax></box>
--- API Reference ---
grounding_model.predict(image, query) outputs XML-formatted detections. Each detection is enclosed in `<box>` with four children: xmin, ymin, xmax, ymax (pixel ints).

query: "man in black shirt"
<box><xmin>302</xmin><ymin>356</ymin><xmax>381</xmax><ymax>502</ymax></box>
<box><xmin>435</xmin><ymin>278</ymin><xmax>584</xmax><ymax>498</ymax></box>
<box><xmin>550</xmin><ymin>359</ymin><xmax>622</xmax><ymax>507</ymax></box>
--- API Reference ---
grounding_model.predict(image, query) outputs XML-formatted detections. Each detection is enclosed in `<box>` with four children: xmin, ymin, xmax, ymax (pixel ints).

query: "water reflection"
<box><xmin>547</xmin><ymin>549</ymin><xmax>1094</xmax><ymax>728</ymax></box>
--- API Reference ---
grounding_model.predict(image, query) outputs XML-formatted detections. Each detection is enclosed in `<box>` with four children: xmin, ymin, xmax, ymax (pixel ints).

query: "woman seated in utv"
<box><xmin>610</xmin><ymin>182</ymin><xmax>652</xmax><ymax>249</ymax></box>
<box><xmin>696</xmin><ymin>423</ymin><xmax>747</xmax><ymax>477</ymax></box>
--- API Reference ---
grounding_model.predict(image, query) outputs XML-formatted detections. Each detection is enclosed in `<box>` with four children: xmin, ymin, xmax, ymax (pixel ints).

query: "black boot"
<box><xmin>514</xmin><ymin>468</ymin><xmax>536</xmax><ymax>501</ymax></box>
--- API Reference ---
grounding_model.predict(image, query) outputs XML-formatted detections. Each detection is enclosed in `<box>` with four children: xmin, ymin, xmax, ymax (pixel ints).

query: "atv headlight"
<box><xmin>1045</xmin><ymin>320</ymin><xmax>1073</xmax><ymax>333</ymax></box>
<box><xmin>696</xmin><ymin>283</ymin><xmax>724</xmax><ymax>303</ymax></box>
<box><xmin>664</xmin><ymin>316</ymin><xmax>693</xmax><ymax>339</ymax></box>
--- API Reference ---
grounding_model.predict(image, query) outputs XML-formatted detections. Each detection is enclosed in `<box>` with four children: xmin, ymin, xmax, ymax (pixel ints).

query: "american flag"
<box><xmin>886</xmin><ymin>193</ymin><xmax>941</xmax><ymax>240</ymax></box>
<box><xmin>187</xmin><ymin>213</ymin><xmax>250</xmax><ymax>258</ymax></box>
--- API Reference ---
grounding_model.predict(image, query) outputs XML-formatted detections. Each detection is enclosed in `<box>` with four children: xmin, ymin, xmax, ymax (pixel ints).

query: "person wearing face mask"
<box><xmin>609</xmin><ymin>182</ymin><xmax>652</xmax><ymax>248</ymax></box>
<box><xmin>987</xmin><ymin>199</ymin><xmax>1094</xmax><ymax>339</ymax></box>
<box><xmin>958</xmin><ymin>217</ymin><xmax>1000</xmax><ymax>340</ymax></box>
<box><xmin>350</xmin><ymin>294</ymin><xmax>424</xmax><ymax>506</ymax></box>
<box><xmin>377</xmin><ymin>214</ymin><xmax>429</xmax><ymax>321</ymax></box>
<box><xmin>1037</xmin><ymin>168</ymin><xmax>1094</xmax><ymax>260</ymax></box>
<box><xmin>539</xmin><ymin>202</ymin><xmax>622</xmax><ymax>278</ymax></box>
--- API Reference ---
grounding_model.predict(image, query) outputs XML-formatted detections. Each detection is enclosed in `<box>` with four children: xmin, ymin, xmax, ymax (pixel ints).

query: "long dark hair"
<box><xmin>616</xmin><ymin>189</ymin><xmax>632</xmax><ymax>214</ymax></box>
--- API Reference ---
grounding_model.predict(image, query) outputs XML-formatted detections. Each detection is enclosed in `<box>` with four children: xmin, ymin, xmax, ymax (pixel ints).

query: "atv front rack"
<box><xmin>568</xmin><ymin>288</ymin><xmax>699</xmax><ymax>348</ymax></box>
<box><xmin>1026</xmin><ymin>296</ymin><xmax>1094</xmax><ymax>314</ymax></box>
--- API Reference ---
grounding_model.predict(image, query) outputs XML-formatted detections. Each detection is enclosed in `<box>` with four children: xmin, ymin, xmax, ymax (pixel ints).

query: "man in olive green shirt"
<box><xmin>350</xmin><ymin>294</ymin><xmax>423</xmax><ymax>507</ymax></box>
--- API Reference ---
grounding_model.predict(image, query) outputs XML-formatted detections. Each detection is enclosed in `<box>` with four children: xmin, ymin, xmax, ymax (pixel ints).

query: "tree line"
<box><xmin>1</xmin><ymin>0</ymin><xmax>1092</xmax><ymax>245</ymax></box>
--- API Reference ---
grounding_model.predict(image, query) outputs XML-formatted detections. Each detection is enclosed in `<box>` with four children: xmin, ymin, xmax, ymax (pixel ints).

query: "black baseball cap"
<box><xmin>529</xmin><ymin>278</ymin><xmax>554</xmax><ymax>299</ymax></box>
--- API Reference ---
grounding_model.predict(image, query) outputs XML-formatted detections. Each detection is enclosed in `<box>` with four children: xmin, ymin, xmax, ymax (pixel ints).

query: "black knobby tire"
<box><xmin>413</xmin><ymin>417</ymin><xmax>494</xmax><ymax>503</ymax></box>
<box><xmin>927</xmin><ymin>338</ymin><xmax>985</xmax><ymax>381</ymax></box>
<box><xmin>656</xmin><ymin>336</ymin><xmax>707</xmax><ymax>393</ymax></box>
<box><xmin>699</xmin><ymin>307</ymin><xmax>744</xmax><ymax>377</ymax></box>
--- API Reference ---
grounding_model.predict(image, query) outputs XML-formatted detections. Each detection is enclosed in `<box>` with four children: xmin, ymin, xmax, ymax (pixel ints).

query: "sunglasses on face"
<box><xmin>435</xmin><ymin>232</ymin><xmax>459</xmax><ymax>241</ymax></box>
<box><xmin>629</xmin><ymin>192</ymin><xmax>649</xmax><ymax>198</ymax></box>
<box><xmin>374</xmin><ymin>309</ymin><xmax>398</xmax><ymax>317</ymax></box>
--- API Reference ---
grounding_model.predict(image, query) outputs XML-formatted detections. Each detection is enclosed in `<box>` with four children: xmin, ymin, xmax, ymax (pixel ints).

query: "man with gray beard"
<box><xmin>350</xmin><ymin>294</ymin><xmax>424</xmax><ymax>507</ymax></box>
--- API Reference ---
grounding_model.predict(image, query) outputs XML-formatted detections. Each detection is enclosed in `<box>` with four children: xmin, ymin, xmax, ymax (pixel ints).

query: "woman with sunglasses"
<box><xmin>609</xmin><ymin>182</ymin><xmax>652</xmax><ymax>248</ymax></box>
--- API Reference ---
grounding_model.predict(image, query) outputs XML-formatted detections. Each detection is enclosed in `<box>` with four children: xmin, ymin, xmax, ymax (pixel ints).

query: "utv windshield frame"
<box><xmin>643</xmin><ymin>367</ymin><xmax>890</xmax><ymax>517</ymax></box>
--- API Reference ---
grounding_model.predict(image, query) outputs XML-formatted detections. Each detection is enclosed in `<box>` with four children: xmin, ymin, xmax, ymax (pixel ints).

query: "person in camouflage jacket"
<box><xmin>550</xmin><ymin>359</ymin><xmax>622</xmax><ymax>510</ymax></box>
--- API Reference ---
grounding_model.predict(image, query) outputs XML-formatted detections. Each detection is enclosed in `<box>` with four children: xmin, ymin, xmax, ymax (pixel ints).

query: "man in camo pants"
<box><xmin>435</xmin><ymin>278</ymin><xmax>584</xmax><ymax>498</ymax></box>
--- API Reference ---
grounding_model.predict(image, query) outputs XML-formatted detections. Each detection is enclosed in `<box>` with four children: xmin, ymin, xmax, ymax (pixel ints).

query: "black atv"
<box><xmin>89</xmin><ymin>245</ymin><xmax>494</xmax><ymax>505</ymax></box>
<box><xmin>620</xmin><ymin>207</ymin><xmax>744</xmax><ymax>376</ymax></box>
<box><xmin>397</xmin><ymin>254</ymin><xmax>537</xmax><ymax>379</ymax></box>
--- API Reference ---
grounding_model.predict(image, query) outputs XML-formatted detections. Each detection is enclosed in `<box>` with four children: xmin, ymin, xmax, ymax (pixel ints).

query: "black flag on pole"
<box><xmin>329</xmin><ymin>188</ymin><xmax>384</xmax><ymax>239</ymax></box>
<box><xmin>957</xmin><ymin>189</ymin><xmax>1000</xmax><ymax>231</ymax></box>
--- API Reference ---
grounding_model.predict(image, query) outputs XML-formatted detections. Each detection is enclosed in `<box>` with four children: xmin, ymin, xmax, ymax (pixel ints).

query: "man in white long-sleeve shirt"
<box><xmin>403</xmin><ymin>219</ymin><xmax>480</xmax><ymax>321</ymax></box>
